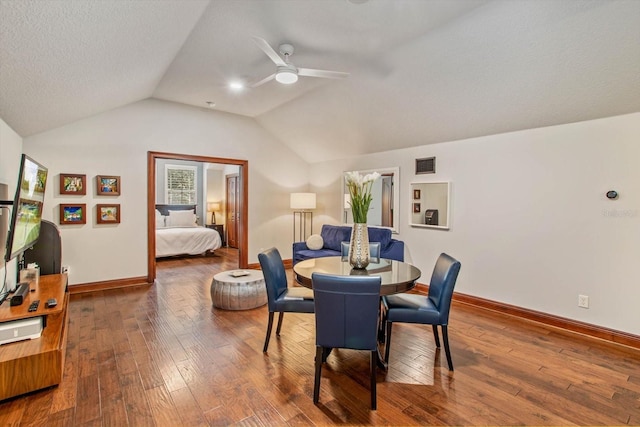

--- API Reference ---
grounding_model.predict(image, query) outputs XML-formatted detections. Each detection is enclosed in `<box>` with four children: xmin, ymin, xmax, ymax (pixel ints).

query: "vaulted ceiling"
<box><xmin>1</xmin><ymin>0</ymin><xmax>639</xmax><ymax>163</ymax></box>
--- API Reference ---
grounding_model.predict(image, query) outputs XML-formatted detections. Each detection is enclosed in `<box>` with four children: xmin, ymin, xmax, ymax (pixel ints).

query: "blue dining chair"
<box><xmin>382</xmin><ymin>253</ymin><xmax>461</xmax><ymax>370</ymax></box>
<box><xmin>312</xmin><ymin>272</ymin><xmax>382</xmax><ymax>410</ymax></box>
<box><xmin>258</xmin><ymin>247</ymin><xmax>315</xmax><ymax>353</ymax></box>
<box><xmin>340</xmin><ymin>241</ymin><xmax>381</xmax><ymax>263</ymax></box>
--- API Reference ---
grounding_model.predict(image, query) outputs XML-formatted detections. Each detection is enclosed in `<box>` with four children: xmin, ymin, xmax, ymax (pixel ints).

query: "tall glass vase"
<box><xmin>349</xmin><ymin>223</ymin><xmax>370</xmax><ymax>269</ymax></box>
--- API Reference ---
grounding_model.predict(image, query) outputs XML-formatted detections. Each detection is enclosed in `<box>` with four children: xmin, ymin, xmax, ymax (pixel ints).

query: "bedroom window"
<box><xmin>165</xmin><ymin>165</ymin><xmax>197</xmax><ymax>204</ymax></box>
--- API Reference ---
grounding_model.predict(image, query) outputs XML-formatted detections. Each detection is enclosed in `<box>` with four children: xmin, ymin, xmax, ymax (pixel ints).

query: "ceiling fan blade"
<box><xmin>298</xmin><ymin>68</ymin><xmax>350</xmax><ymax>79</ymax></box>
<box><xmin>252</xmin><ymin>36</ymin><xmax>286</xmax><ymax>67</ymax></box>
<box><xmin>250</xmin><ymin>73</ymin><xmax>276</xmax><ymax>88</ymax></box>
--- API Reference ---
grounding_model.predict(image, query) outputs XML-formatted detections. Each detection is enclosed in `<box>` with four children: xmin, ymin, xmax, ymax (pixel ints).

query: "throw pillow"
<box><xmin>306</xmin><ymin>234</ymin><xmax>324</xmax><ymax>250</ymax></box>
<box><xmin>167</xmin><ymin>210</ymin><xmax>197</xmax><ymax>227</ymax></box>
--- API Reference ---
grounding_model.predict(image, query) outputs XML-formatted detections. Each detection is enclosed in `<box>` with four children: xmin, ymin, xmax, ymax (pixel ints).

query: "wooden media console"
<box><xmin>0</xmin><ymin>274</ymin><xmax>69</xmax><ymax>401</ymax></box>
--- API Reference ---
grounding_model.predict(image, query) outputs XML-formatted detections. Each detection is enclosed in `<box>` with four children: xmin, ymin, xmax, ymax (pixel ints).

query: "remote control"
<box><xmin>46</xmin><ymin>298</ymin><xmax>57</xmax><ymax>308</ymax></box>
<box><xmin>28</xmin><ymin>300</ymin><xmax>40</xmax><ymax>312</ymax></box>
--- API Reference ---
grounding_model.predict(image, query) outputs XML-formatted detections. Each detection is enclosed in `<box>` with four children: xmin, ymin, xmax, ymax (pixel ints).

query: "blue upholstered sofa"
<box><xmin>293</xmin><ymin>224</ymin><xmax>404</xmax><ymax>265</ymax></box>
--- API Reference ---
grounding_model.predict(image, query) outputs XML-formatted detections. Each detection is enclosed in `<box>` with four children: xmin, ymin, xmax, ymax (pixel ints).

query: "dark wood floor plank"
<box><xmin>74</xmin><ymin>374</ymin><xmax>101</xmax><ymax>425</ymax></box>
<box><xmin>2</xmin><ymin>247</ymin><xmax>640</xmax><ymax>426</ymax></box>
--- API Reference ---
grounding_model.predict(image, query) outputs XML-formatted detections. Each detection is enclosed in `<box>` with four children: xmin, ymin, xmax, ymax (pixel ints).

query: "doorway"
<box><xmin>147</xmin><ymin>151</ymin><xmax>248</xmax><ymax>283</ymax></box>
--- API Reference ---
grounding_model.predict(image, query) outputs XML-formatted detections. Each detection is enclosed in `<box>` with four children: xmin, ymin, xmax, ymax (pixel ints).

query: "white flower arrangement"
<box><xmin>345</xmin><ymin>171</ymin><xmax>381</xmax><ymax>223</ymax></box>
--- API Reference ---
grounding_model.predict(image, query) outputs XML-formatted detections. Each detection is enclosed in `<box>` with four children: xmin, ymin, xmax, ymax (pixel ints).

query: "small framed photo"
<box><xmin>60</xmin><ymin>174</ymin><xmax>86</xmax><ymax>195</ymax></box>
<box><xmin>413</xmin><ymin>203</ymin><xmax>421</xmax><ymax>213</ymax></box>
<box><xmin>97</xmin><ymin>204</ymin><xmax>120</xmax><ymax>224</ymax></box>
<box><xmin>413</xmin><ymin>189</ymin><xmax>421</xmax><ymax>200</ymax></box>
<box><xmin>96</xmin><ymin>175</ymin><xmax>120</xmax><ymax>196</ymax></box>
<box><xmin>60</xmin><ymin>204</ymin><xmax>86</xmax><ymax>225</ymax></box>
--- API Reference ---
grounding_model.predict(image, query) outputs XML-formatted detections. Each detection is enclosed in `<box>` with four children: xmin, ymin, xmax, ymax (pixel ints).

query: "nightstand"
<box><xmin>207</xmin><ymin>224</ymin><xmax>225</xmax><ymax>246</ymax></box>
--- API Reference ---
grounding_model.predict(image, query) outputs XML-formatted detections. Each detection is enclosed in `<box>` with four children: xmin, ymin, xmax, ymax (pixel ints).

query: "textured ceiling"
<box><xmin>1</xmin><ymin>0</ymin><xmax>639</xmax><ymax>163</ymax></box>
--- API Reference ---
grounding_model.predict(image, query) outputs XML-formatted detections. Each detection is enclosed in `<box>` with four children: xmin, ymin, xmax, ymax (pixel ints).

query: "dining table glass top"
<box><xmin>293</xmin><ymin>256</ymin><xmax>421</xmax><ymax>296</ymax></box>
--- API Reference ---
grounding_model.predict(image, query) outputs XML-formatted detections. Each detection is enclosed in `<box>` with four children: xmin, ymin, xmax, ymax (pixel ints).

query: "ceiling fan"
<box><xmin>251</xmin><ymin>36</ymin><xmax>349</xmax><ymax>88</ymax></box>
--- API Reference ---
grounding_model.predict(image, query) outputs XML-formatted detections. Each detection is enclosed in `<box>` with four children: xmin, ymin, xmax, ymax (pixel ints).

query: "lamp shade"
<box><xmin>207</xmin><ymin>202</ymin><xmax>221</xmax><ymax>212</ymax></box>
<box><xmin>290</xmin><ymin>193</ymin><xmax>316</xmax><ymax>210</ymax></box>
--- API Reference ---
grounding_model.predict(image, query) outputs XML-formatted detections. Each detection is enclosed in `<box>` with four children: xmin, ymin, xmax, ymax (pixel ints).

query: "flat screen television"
<box><xmin>4</xmin><ymin>154</ymin><xmax>48</xmax><ymax>262</ymax></box>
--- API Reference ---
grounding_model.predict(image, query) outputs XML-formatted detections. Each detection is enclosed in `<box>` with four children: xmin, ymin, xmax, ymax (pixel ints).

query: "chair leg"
<box><xmin>370</xmin><ymin>350</ymin><xmax>377</xmax><ymax>410</ymax></box>
<box><xmin>442</xmin><ymin>325</ymin><xmax>454</xmax><ymax>371</ymax></box>
<box><xmin>384</xmin><ymin>321</ymin><xmax>393</xmax><ymax>364</ymax></box>
<box><xmin>263</xmin><ymin>312</ymin><xmax>275</xmax><ymax>353</ymax></box>
<box><xmin>276</xmin><ymin>312</ymin><xmax>284</xmax><ymax>336</ymax></box>
<box><xmin>313</xmin><ymin>346</ymin><xmax>324</xmax><ymax>404</ymax></box>
<box><xmin>432</xmin><ymin>324</ymin><xmax>441</xmax><ymax>348</ymax></box>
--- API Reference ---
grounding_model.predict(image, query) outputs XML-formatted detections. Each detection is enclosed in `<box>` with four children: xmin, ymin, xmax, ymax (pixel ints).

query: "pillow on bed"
<box><xmin>155</xmin><ymin>209</ymin><xmax>165</xmax><ymax>228</ymax></box>
<box><xmin>167</xmin><ymin>210</ymin><xmax>197</xmax><ymax>227</ymax></box>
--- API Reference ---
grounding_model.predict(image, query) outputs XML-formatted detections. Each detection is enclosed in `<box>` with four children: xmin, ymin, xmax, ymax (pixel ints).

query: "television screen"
<box><xmin>5</xmin><ymin>154</ymin><xmax>48</xmax><ymax>262</ymax></box>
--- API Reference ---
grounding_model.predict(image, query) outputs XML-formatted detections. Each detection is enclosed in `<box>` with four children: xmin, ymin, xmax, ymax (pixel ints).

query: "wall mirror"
<box><xmin>410</xmin><ymin>181</ymin><xmax>450</xmax><ymax>229</ymax></box>
<box><xmin>343</xmin><ymin>167</ymin><xmax>399</xmax><ymax>233</ymax></box>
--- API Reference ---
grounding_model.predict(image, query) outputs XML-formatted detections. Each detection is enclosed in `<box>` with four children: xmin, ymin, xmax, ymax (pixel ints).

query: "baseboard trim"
<box><xmin>69</xmin><ymin>276</ymin><xmax>152</xmax><ymax>294</ymax></box>
<box><xmin>248</xmin><ymin>260</ymin><xmax>290</xmax><ymax>269</ymax></box>
<box><xmin>413</xmin><ymin>284</ymin><xmax>640</xmax><ymax>350</ymax></box>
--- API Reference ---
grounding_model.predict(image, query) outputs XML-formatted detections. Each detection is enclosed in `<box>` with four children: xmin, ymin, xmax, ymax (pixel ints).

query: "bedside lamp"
<box><xmin>207</xmin><ymin>202</ymin><xmax>221</xmax><ymax>224</ymax></box>
<box><xmin>290</xmin><ymin>193</ymin><xmax>316</xmax><ymax>242</ymax></box>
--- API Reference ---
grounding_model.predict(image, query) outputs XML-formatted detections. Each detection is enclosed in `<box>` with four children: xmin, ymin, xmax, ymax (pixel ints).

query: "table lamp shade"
<box><xmin>290</xmin><ymin>193</ymin><xmax>316</xmax><ymax>210</ymax></box>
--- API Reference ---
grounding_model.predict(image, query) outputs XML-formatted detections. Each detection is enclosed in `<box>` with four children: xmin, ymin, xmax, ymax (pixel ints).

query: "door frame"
<box><xmin>147</xmin><ymin>151</ymin><xmax>249</xmax><ymax>283</ymax></box>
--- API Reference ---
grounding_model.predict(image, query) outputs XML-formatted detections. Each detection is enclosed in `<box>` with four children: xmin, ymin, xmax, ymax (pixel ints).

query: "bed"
<box><xmin>155</xmin><ymin>204</ymin><xmax>222</xmax><ymax>258</ymax></box>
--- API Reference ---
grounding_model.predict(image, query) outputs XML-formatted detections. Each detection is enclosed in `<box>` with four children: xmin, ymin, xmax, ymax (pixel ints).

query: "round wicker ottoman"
<box><xmin>211</xmin><ymin>270</ymin><xmax>267</xmax><ymax>310</ymax></box>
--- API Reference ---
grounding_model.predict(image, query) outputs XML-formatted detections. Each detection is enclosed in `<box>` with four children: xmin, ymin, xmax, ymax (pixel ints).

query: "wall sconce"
<box><xmin>290</xmin><ymin>193</ymin><xmax>316</xmax><ymax>242</ymax></box>
<box><xmin>207</xmin><ymin>202</ymin><xmax>221</xmax><ymax>224</ymax></box>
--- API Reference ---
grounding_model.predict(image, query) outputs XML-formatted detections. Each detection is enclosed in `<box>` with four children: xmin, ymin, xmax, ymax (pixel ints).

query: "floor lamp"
<box><xmin>291</xmin><ymin>193</ymin><xmax>316</xmax><ymax>242</ymax></box>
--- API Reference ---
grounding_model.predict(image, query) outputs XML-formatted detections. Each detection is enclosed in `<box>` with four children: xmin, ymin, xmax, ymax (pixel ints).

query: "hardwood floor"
<box><xmin>1</xmin><ymin>248</ymin><xmax>639</xmax><ymax>425</ymax></box>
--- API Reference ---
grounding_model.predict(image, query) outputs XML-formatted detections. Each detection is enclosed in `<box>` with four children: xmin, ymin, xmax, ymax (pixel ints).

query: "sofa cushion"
<box><xmin>320</xmin><ymin>225</ymin><xmax>352</xmax><ymax>251</ymax></box>
<box><xmin>367</xmin><ymin>227</ymin><xmax>392</xmax><ymax>249</ymax></box>
<box><xmin>295</xmin><ymin>248</ymin><xmax>340</xmax><ymax>263</ymax></box>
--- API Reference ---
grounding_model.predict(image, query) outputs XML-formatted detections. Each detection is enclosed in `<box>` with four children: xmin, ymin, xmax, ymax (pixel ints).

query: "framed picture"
<box><xmin>60</xmin><ymin>174</ymin><xmax>86</xmax><ymax>195</ymax></box>
<box><xmin>60</xmin><ymin>204</ymin><xmax>86</xmax><ymax>225</ymax></box>
<box><xmin>96</xmin><ymin>175</ymin><xmax>120</xmax><ymax>196</ymax></box>
<box><xmin>413</xmin><ymin>189</ymin><xmax>421</xmax><ymax>200</ymax></box>
<box><xmin>97</xmin><ymin>204</ymin><xmax>120</xmax><ymax>224</ymax></box>
<box><xmin>413</xmin><ymin>203</ymin><xmax>421</xmax><ymax>213</ymax></box>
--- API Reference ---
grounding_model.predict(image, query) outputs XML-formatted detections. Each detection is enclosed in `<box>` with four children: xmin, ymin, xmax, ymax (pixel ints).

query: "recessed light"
<box><xmin>206</xmin><ymin>101</ymin><xmax>216</xmax><ymax>108</ymax></box>
<box><xmin>229</xmin><ymin>81</ymin><xmax>244</xmax><ymax>91</ymax></box>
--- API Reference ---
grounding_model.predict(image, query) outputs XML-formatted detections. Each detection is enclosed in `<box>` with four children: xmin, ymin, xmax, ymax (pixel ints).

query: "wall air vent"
<box><xmin>415</xmin><ymin>157</ymin><xmax>435</xmax><ymax>174</ymax></box>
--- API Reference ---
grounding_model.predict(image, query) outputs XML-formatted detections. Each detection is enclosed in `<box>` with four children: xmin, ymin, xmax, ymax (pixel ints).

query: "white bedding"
<box><xmin>156</xmin><ymin>226</ymin><xmax>222</xmax><ymax>257</ymax></box>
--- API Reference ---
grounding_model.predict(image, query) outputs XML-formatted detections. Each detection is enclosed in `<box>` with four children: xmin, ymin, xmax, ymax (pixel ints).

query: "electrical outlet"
<box><xmin>61</xmin><ymin>265</ymin><xmax>69</xmax><ymax>274</ymax></box>
<box><xmin>578</xmin><ymin>294</ymin><xmax>589</xmax><ymax>308</ymax></box>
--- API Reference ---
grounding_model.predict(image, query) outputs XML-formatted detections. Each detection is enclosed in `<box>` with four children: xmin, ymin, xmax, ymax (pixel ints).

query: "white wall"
<box><xmin>310</xmin><ymin>113</ymin><xmax>640</xmax><ymax>335</ymax></box>
<box><xmin>22</xmin><ymin>99</ymin><xmax>310</xmax><ymax>285</ymax></box>
<box><xmin>0</xmin><ymin>118</ymin><xmax>23</xmax><ymax>292</ymax></box>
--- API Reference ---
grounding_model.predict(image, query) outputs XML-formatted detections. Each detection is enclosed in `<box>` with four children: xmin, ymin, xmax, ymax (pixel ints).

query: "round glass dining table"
<box><xmin>293</xmin><ymin>256</ymin><xmax>421</xmax><ymax>295</ymax></box>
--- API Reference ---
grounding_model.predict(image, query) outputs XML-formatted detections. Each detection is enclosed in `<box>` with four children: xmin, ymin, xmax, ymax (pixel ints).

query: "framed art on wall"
<box><xmin>413</xmin><ymin>203</ymin><xmax>421</xmax><ymax>213</ymax></box>
<box><xmin>413</xmin><ymin>189</ymin><xmax>421</xmax><ymax>200</ymax></box>
<box><xmin>96</xmin><ymin>175</ymin><xmax>120</xmax><ymax>196</ymax></box>
<box><xmin>60</xmin><ymin>174</ymin><xmax>86</xmax><ymax>195</ymax></box>
<box><xmin>97</xmin><ymin>204</ymin><xmax>120</xmax><ymax>224</ymax></box>
<box><xmin>60</xmin><ymin>204</ymin><xmax>86</xmax><ymax>225</ymax></box>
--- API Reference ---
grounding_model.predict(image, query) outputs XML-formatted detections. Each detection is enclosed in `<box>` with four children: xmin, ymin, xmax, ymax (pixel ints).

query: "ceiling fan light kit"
<box><xmin>251</xmin><ymin>36</ymin><xmax>348</xmax><ymax>87</ymax></box>
<box><xmin>275</xmin><ymin>67</ymin><xmax>298</xmax><ymax>84</ymax></box>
